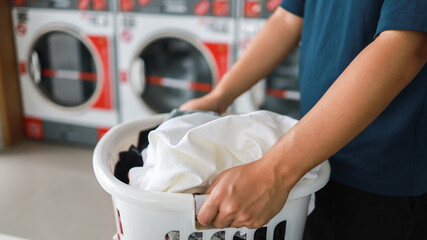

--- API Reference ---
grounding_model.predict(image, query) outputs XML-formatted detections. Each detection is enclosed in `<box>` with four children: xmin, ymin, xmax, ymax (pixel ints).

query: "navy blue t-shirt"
<box><xmin>281</xmin><ymin>0</ymin><xmax>427</xmax><ymax>196</ymax></box>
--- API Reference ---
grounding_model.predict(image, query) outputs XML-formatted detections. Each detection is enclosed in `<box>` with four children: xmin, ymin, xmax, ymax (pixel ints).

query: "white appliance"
<box><xmin>11</xmin><ymin>0</ymin><xmax>119</xmax><ymax>145</ymax></box>
<box><xmin>235</xmin><ymin>0</ymin><xmax>301</xmax><ymax>118</ymax></box>
<box><xmin>116</xmin><ymin>0</ymin><xmax>236</xmax><ymax>122</ymax></box>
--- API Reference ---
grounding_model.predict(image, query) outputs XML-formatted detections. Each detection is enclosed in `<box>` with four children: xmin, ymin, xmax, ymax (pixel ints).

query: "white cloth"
<box><xmin>129</xmin><ymin>110</ymin><xmax>318</xmax><ymax>193</ymax></box>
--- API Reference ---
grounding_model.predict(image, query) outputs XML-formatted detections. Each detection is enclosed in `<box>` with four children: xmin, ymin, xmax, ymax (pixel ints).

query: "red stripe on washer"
<box><xmin>146</xmin><ymin>76</ymin><xmax>163</xmax><ymax>85</ymax></box>
<box><xmin>79</xmin><ymin>72</ymin><xmax>98</xmax><ymax>81</ymax></box>
<box><xmin>190</xmin><ymin>82</ymin><xmax>212</xmax><ymax>92</ymax></box>
<box><xmin>41</xmin><ymin>69</ymin><xmax>97</xmax><ymax>82</ymax></box>
<box><xmin>41</xmin><ymin>69</ymin><xmax>57</xmax><ymax>78</ymax></box>
<box><xmin>267</xmin><ymin>89</ymin><xmax>286</xmax><ymax>99</ymax></box>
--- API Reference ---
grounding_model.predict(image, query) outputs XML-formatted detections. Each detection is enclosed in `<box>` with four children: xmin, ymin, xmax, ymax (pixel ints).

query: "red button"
<box><xmin>266</xmin><ymin>0</ymin><xmax>281</xmax><ymax>12</ymax></box>
<box><xmin>244</xmin><ymin>0</ymin><xmax>262</xmax><ymax>18</ymax></box>
<box><xmin>121</xmin><ymin>0</ymin><xmax>135</xmax><ymax>11</ymax></box>
<box><xmin>24</xmin><ymin>117</ymin><xmax>44</xmax><ymax>140</ymax></box>
<box><xmin>93</xmin><ymin>0</ymin><xmax>107</xmax><ymax>10</ymax></box>
<box><xmin>14</xmin><ymin>0</ymin><xmax>26</xmax><ymax>6</ymax></box>
<box><xmin>19</xmin><ymin>61</ymin><xmax>26</xmax><ymax>74</ymax></box>
<box><xmin>78</xmin><ymin>0</ymin><xmax>90</xmax><ymax>10</ymax></box>
<box><xmin>121</xmin><ymin>29</ymin><xmax>132</xmax><ymax>43</ymax></box>
<box><xmin>194</xmin><ymin>0</ymin><xmax>210</xmax><ymax>16</ymax></box>
<box><xmin>138</xmin><ymin>0</ymin><xmax>151</xmax><ymax>7</ymax></box>
<box><xmin>120</xmin><ymin>71</ymin><xmax>128</xmax><ymax>83</ymax></box>
<box><xmin>213</xmin><ymin>0</ymin><xmax>229</xmax><ymax>16</ymax></box>
<box><xmin>16</xmin><ymin>22</ymin><xmax>27</xmax><ymax>36</ymax></box>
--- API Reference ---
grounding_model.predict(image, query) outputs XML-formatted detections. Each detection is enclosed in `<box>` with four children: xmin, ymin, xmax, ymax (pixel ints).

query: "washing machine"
<box><xmin>235</xmin><ymin>0</ymin><xmax>300</xmax><ymax>119</ymax></box>
<box><xmin>116</xmin><ymin>0</ymin><xmax>236</xmax><ymax>122</ymax></box>
<box><xmin>11</xmin><ymin>0</ymin><xmax>119</xmax><ymax>146</ymax></box>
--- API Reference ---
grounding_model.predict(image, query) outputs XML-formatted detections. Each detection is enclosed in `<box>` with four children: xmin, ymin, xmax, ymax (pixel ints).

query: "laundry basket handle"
<box><xmin>194</xmin><ymin>194</ymin><xmax>208</xmax><ymax>216</ymax></box>
<box><xmin>193</xmin><ymin>194</ymin><xmax>217</xmax><ymax>230</ymax></box>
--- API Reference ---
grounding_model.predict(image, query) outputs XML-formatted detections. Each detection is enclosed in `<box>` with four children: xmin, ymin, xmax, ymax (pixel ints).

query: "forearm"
<box><xmin>213</xmin><ymin>7</ymin><xmax>303</xmax><ymax>106</ymax></box>
<box><xmin>268</xmin><ymin>30</ymin><xmax>427</xmax><ymax>187</ymax></box>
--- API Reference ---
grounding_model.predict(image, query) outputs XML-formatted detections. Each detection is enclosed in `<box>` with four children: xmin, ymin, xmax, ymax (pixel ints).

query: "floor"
<box><xmin>0</xmin><ymin>140</ymin><xmax>116</xmax><ymax>240</ymax></box>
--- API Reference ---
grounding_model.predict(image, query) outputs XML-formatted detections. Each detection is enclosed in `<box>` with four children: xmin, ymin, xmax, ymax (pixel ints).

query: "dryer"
<box><xmin>235</xmin><ymin>0</ymin><xmax>300</xmax><ymax>119</ymax></box>
<box><xmin>11</xmin><ymin>0</ymin><xmax>119</xmax><ymax>146</ymax></box>
<box><xmin>116</xmin><ymin>0</ymin><xmax>236</xmax><ymax>122</ymax></box>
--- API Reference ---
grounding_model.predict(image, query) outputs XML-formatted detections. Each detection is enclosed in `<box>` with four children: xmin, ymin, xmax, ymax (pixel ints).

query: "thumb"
<box><xmin>197</xmin><ymin>191</ymin><xmax>220</xmax><ymax>226</ymax></box>
<box><xmin>198</xmin><ymin>176</ymin><xmax>224</xmax><ymax>226</ymax></box>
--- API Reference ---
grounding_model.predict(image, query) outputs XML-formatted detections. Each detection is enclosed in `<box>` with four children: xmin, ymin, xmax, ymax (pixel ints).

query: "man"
<box><xmin>180</xmin><ymin>0</ymin><xmax>427</xmax><ymax>239</ymax></box>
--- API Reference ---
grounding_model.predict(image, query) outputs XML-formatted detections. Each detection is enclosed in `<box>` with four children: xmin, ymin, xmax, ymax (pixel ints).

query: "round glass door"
<box><xmin>136</xmin><ymin>37</ymin><xmax>214</xmax><ymax>113</ymax></box>
<box><xmin>29</xmin><ymin>30</ymin><xmax>98</xmax><ymax>108</ymax></box>
<box><xmin>261</xmin><ymin>48</ymin><xmax>300</xmax><ymax>119</ymax></box>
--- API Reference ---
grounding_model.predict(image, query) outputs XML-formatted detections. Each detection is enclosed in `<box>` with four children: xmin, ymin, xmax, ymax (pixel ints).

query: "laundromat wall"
<box><xmin>9</xmin><ymin>0</ymin><xmax>300</xmax><ymax>147</ymax></box>
<box><xmin>0</xmin><ymin>111</ymin><xmax>4</xmax><ymax>150</ymax></box>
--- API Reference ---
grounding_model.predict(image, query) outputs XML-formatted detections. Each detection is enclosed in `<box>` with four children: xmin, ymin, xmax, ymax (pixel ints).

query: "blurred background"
<box><xmin>0</xmin><ymin>0</ymin><xmax>300</xmax><ymax>239</ymax></box>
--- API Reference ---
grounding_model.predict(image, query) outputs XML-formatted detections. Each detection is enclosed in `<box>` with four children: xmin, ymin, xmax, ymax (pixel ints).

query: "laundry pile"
<box><xmin>115</xmin><ymin>109</ymin><xmax>320</xmax><ymax>193</ymax></box>
<box><xmin>127</xmin><ymin>110</ymin><xmax>319</xmax><ymax>193</ymax></box>
<box><xmin>114</xmin><ymin>109</ymin><xmax>215</xmax><ymax>185</ymax></box>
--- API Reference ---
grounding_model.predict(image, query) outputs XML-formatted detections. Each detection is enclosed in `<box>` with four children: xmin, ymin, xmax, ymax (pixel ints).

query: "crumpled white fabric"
<box><xmin>129</xmin><ymin>110</ymin><xmax>318</xmax><ymax>193</ymax></box>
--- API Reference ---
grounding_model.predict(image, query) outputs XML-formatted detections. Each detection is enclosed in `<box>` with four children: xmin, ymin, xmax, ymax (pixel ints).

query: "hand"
<box><xmin>180</xmin><ymin>91</ymin><xmax>230</xmax><ymax>114</ymax></box>
<box><xmin>197</xmin><ymin>158</ymin><xmax>294</xmax><ymax>229</ymax></box>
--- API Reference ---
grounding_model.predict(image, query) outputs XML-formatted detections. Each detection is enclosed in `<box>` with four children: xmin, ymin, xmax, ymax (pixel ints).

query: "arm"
<box><xmin>197</xmin><ymin>30</ymin><xmax>427</xmax><ymax>229</ymax></box>
<box><xmin>180</xmin><ymin>7</ymin><xmax>303</xmax><ymax>113</ymax></box>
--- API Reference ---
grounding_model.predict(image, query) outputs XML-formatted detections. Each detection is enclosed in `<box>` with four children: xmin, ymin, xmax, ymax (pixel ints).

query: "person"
<box><xmin>180</xmin><ymin>0</ymin><xmax>427</xmax><ymax>239</ymax></box>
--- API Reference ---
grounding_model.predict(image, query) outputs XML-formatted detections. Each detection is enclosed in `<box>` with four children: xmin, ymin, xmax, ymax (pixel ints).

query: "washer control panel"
<box><xmin>11</xmin><ymin>0</ymin><xmax>112</xmax><ymax>11</ymax></box>
<box><xmin>119</xmin><ymin>0</ymin><xmax>234</xmax><ymax>17</ymax></box>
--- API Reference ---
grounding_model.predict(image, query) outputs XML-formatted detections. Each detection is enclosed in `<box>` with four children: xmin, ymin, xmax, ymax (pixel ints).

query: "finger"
<box><xmin>230</xmin><ymin>219</ymin><xmax>245</xmax><ymax>229</ymax></box>
<box><xmin>213</xmin><ymin>211</ymin><xmax>234</xmax><ymax>229</ymax></box>
<box><xmin>245</xmin><ymin>209</ymin><xmax>273</xmax><ymax>229</ymax></box>
<box><xmin>179</xmin><ymin>101</ymin><xmax>192</xmax><ymax>110</ymax></box>
<box><xmin>212</xmin><ymin>196</ymin><xmax>238</xmax><ymax>229</ymax></box>
<box><xmin>230</xmin><ymin>210</ymin><xmax>253</xmax><ymax>229</ymax></box>
<box><xmin>197</xmin><ymin>193</ymin><xmax>220</xmax><ymax>226</ymax></box>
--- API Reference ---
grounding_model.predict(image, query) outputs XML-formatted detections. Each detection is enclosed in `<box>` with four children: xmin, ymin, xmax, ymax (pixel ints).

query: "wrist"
<box><xmin>210</xmin><ymin>75</ymin><xmax>237</xmax><ymax>112</ymax></box>
<box><xmin>262</xmin><ymin>132</ymin><xmax>309</xmax><ymax>191</ymax></box>
<box><xmin>273</xmin><ymin>157</ymin><xmax>303</xmax><ymax>192</ymax></box>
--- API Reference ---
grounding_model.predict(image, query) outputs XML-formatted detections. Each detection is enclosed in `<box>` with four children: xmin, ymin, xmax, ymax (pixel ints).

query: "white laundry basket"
<box><xmin>93</xmin><ymin>114</ymin><xmax>330</xmax><ymax>240</ymax></box>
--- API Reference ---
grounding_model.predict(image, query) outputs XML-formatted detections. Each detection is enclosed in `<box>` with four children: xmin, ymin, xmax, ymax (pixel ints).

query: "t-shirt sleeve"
<box><xmin>375</xmin><ymin>0</ymin><xmax>427</xmax><ymax>37</ymax></box>
<box><xmin>280</xmin><ymin>0</ymin><xmax>305</xmax><ymax>18</ymax></box>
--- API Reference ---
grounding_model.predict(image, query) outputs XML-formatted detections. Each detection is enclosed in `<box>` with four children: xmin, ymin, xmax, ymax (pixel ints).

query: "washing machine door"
<box><xmin>131</xmin><ymin>36</ymin><xmax>214</xmax><ymax>113</ymax></box>
<box><xmin>261</xmin><ymin>48</ymin><xmax>300</xmax><ymax>119</ymax></box>
<box><xmin>29</xmin><ymin>29</ymin><xmax>99</xmax><ymax>109</ymax></box>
